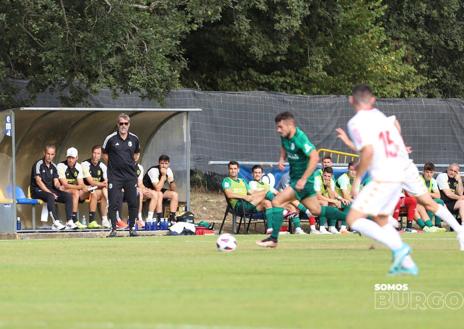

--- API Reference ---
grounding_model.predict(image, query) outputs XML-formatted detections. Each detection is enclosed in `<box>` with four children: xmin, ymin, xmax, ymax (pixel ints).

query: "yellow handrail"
<box><xmin>317</xmin><ymin>148</ymin><xmax>359</xmax><ymax>164</ymax></box>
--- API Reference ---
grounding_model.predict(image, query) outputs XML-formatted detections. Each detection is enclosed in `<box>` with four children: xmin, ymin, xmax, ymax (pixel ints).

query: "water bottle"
<box><xmin>82</xmin><ymin>215</ymin><xmax>87</xmax><ymax>226</ymax></box>
<box><xmin>16</xmin><ymin>217</ymin><xmax>21</xmax><ymax>231</ymax></box>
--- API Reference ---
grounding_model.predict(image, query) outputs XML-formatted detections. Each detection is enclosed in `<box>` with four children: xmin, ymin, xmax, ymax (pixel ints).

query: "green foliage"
<box><xmin>383</xmin><ymin>0</ymin><xmax>464</xmax><ymax>98</ymax></box>
<box><xmin>182</xmin><ymin>0</ymin><xmax>427</xmax><ymax>97</ymax></box>
<box><xmin>0</xmin><ymin>0</ymin><xmax>224</xmax><ymax>108</ymax></box>
<box><xmin>1</xmin><ymin>0</ymin><xmax>462</xmax><ymax>105</ymax></box>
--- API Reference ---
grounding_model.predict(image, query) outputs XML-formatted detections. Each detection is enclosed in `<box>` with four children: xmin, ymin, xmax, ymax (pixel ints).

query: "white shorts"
<box><xmin>401</xmin><ymin>162</ymin><xmax>428</xmax><ymax>196</ymax></box>
<box><xmin>351</xmin><ymin>181</ymin><xmax>402</xmax><ymax>216</ymax></box>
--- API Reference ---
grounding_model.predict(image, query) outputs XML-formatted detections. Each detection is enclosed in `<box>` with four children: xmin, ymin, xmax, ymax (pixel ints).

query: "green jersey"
<box><xmin>281</xmin><ymin>127</ymin><xmax>316</xmax><ymax>183</ymax></box>
<box><xmin>221</xmin><ymin>177</ymin><xmax>250</xmax><ymax>208</ymax></box>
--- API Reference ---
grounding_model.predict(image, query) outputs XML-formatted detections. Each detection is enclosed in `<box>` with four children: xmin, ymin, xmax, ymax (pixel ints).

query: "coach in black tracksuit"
<box><xmin>102</xmin><ymin>113</ymin><xmax>140</xmax><ymax>237</ymax></box>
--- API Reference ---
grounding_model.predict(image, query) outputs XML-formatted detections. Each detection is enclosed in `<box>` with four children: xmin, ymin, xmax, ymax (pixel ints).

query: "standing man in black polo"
<box><xmin>102</xmin><ymin>113</ymin><xmax>140</xmax><ymax>237</ymax></box>
<box><xmin>30</xmin><ymin>144</ymin><xmax>72</xmax><ymax>231</ymax></box>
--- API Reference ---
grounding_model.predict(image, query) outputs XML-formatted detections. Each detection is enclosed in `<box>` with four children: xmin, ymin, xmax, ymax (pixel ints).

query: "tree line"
<box><xmin>1</xmin><ymin>0</ymin><xmax>462</xmax><ymax>108</ymax></box>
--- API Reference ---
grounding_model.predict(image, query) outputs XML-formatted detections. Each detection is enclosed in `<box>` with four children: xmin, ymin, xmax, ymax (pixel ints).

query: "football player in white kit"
<box><xmin>338</xmin><ymin>85</ymin><xmax>464</xmax><ymax>276</ymax></box>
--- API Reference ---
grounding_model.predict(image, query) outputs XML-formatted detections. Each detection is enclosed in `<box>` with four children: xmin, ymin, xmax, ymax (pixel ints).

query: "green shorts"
<box><xmin>235</xmin><ymin>200</ymin><xmax>257</xmax><ymax>213</ymax></box>
<box><xmin>290</xmin><ymin>178</ymin><xmax>316</xmax><ymax>201</ymax></box>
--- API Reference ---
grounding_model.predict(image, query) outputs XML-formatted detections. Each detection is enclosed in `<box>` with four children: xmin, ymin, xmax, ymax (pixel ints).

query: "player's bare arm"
<box><xmin>278</xmin><ymin>146</ymin><xmax>286</xmax><ymax>171</ymax></box>
<box><xmin>352</xmin><ymin>145</ymin><xmax>373</xmax><ymax>197</ymax></box>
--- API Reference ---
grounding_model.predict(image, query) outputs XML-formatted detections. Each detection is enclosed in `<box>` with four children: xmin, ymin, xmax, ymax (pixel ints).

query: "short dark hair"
<box><xmin>91</xmin><ymin>145</ymin><xmax>102</xmax><ymax>152</ymax></box>
<box><xmin>44</xmin><ymin>144</ymin><xmax>56</xmax><ymax>152</ymax></box>
<box><xmin>252</xmin><ymin>164</ymin><xmax>263</xmax><ymax>173</ymax></box>
<box><xmin>352</xmin><ymin>84</ymin><xmax>374</xmax><ymax>103</ymax></box>
<box><xmin>159</xmin><ymin>154</ymin><xmax>170</xmax><ymax>162</ymax></box>
<box><xmin>274</xmin><ymin>111</ymin><xmax>295</xmax><ymax>124</ymax></box>
<box><xmin>322</xmin><ymin>156</ymin><xmax>332</xmax><ymax>162</ymax></box>
<box><xmin>228</xmin><ymin>160</ymin><xmax>239</xmax><ymax>168</ymax></box>
<box><xmin>323</xmin><ymin>167</ymin><xmax>333</xmax><ymax>174</ymax></box>
<box><xmin>424</xmin><ymin>162</ymin><xmax>435</xmax><ymax>171</ymax></box>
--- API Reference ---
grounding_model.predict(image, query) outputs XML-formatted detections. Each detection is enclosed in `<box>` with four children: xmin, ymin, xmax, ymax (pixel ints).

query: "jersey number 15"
<box><xmin>379</xmin><ymin>131</ymin><xmax>399</xmax><ymax>158</ymax></box>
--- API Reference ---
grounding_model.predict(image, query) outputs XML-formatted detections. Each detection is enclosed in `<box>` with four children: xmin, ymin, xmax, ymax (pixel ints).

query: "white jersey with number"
<box><xmin>347</xmin><ymin>108</ymin><xmax>411</xmax><ymax>182</ymax></box>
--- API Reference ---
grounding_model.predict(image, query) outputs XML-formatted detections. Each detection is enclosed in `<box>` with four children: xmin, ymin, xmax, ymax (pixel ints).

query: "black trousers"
<box><xmin>108</xmin><ymin>178</ymin><xmax>138</xmax><ymax>229</ymax></box>
<box><xmin>31</xmin><ymin>188</ymin><xmax>73</xmax><ymax>221</ymax></box>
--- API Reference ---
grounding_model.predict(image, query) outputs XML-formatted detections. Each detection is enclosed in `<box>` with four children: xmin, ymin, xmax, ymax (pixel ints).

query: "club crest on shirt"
<box><xmin>115</xmin><ymin>142</ymin><xmax>119</xmax><ymax>147</ymax></box>
<box><xmin>290</xmin><ymin>143</ymin><xmax>295</xmax><ymax>150</ymax></box>
<box><xmin>128</xmin><ymin>141</ymin><xmax>133</xmax><ymax>147</ymax></box>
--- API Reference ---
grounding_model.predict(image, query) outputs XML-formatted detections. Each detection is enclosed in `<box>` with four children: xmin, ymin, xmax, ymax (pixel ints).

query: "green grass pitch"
<box><xmin>0</xmin><ymin>233</ymin><xmax>463</xmax><ymax>329</ymax></box>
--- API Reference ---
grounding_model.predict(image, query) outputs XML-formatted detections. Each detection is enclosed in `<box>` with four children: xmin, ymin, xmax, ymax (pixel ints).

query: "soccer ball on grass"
<box><xmin>216</xmin><ymin>233</ymin><xmax>237</xmax><ymax>252</ymax></box>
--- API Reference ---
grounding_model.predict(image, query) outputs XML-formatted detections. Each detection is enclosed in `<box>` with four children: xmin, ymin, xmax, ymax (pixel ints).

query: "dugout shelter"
<box><xmin>0</xmin><ymin>107</ymin><xmax>200</xmax><ymax>233</ymax></box>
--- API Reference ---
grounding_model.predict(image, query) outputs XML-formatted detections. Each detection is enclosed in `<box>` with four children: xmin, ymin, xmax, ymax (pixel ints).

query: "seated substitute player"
<box><xmin>222</xmin><ymin>161</ymin><xmax>271</xmax><ymax>219</ymax></box>
<box><xmin>57</xmin><ymin>147</ymin><xmax>92</xmax><ymax>229</ymax></box>
<box><xmin>436</xmin><ymin>163</ymin><xmax>464</xmax><ymax>223</ymax></box>
<box><xmin>314</xmin><ymin>167</ymin><xmax>349</xmax><ymax>234</ymax></box>
<box><xmin>418</xmin><ymin>162</ymin><xmax>445</xmax><ymax>229</ymax></box>
<box><xmin>314</xmin><ymin>156</ymin><xmax>334</xmax><ymax>178</ymax></box>
<box><xmin>81</xmin><ymin>145</ymin><xmax>109</xmax><ymax>229</ymax></box>
<box><xmin>249</xmin><ymin>164</ymin><xmax>307</xmax><ymax>235</ymax></box>
<box><xmin>142</xmin><ymin>155</ymin><xmax>178</xmax><ymax>223</ymax></box>
<box><xmin>335</xmin><ymin>162</ymin><xmax>357</xmax><ymax>203</ymax></box>
<box><xmin>30</xmin><ymin>144</ymin><xmax>72</xmax><ymax>231</ymax></box>
<box><xmin>256</xmin><ymin>112</ymin><xmax>346</xmax><ymax>248</ymax></box>
<box><xmin>392</xmin><ymin>191</ymin><xmax>417</xmax><ymax>232</ymax></box>
<box><xmin>335</xmin><ymin>84</ymin><xmax>464</xmax><ymax>276</ymax></box>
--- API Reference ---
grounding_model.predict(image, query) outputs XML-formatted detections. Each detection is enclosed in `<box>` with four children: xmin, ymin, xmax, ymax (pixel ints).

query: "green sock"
<box><xmin>427</xmin><ymin>210</ymin><xmax>442</xmax><ymax>227</ymax></box>
<box><xmin>265</xmin><ymin>208</ymin><xmax>274</xmax><ymax>229</ymax></box>
<box><xmin>424</xmin><ymin>219</ymin><xmax>433</xmax><ymax>227</ymax></box>
<box><xmin>292</xmin><ymin>216</ymin><xmax>301</xmax><ymax>228</ymax></box>
<box><xmin>271</xmin><ymin>207</ymin><xmax>284</xmax><ymax>240</ymax></box>
<box><xmin>297</xmin><ymin>203</ymin><xmax>307</xmax><ymax>212</ymax></box>
<box><xmin>328</xmin><ymin>217</ymin><xmax>337</xmax><ymax>227</ymax></box>
<box><xmin>416</xmin><ymin>218</ymin><xmax>426</xmax><ymax>229</ymax></box>
<box><xmin>318</xmin><ymin>206</ymin><xmax>328</xmax><ymax>226</ymax></box>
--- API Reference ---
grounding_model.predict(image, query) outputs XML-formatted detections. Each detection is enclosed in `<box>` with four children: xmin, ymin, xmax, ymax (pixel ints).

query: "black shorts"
<box><xmin>444</xmin><ymin>200</ymin><xmax>457</xmax><ymax>213</ymax></box>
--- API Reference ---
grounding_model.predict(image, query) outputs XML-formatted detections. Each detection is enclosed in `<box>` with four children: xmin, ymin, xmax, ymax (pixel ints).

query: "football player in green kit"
<box><xmin>257</xmin><ymin>112</ymin><xmax>346</xmax><ymax>248</ymax></box>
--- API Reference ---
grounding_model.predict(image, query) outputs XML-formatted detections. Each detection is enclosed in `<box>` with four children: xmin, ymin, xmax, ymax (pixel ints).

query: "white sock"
<box><xmin>388</xmin><ymin>216</ymin><xmax>400</xmax><ymax>228</ymax></box>
<box><xmin>351</xmin><ymin>218</ymin><xmax>402</xmax><ymax>251</ymax></box>
<box><xmin>310</xmin><ymin>225</ymin><xmax>317</xmax><ymax>231</ymax></box>
<box><xmin>320</xmin><ymin>226</ymin><xmax>328</xmax><ymax>232</ymax></box>
<box><xmin>146</xmin><ymin>211</ymin><xmax>154</xmax><ymax>222</ymax></box>
<box><xmin>102</xmin><ymin>216</ymin><xmax>108</xmax><ymax>221</ymax></box>
<box><xmin>341</xmin><ymin>225</ymin><xmax>347</xmax><ymax>230</ymax></box>
<box><xmin>138</xmin><ymin>212</ymin><xmax>143</xmax><ymax>220</ymax></box>
<box><xmin>382</xmin><ymin>224</ymin><xmax>403</xmax><ymax>249</ymax></box>
<box><xmin>435</xmin><ymin>205</ymin><xmax>463</xmax><ymax>233</ymax></box>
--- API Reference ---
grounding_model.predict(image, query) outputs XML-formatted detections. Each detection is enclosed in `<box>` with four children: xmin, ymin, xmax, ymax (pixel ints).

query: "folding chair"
<box><xmin>219</xmin><ymin>191</ymin><xmax>266</xmax><ymax>234</ymax></box>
